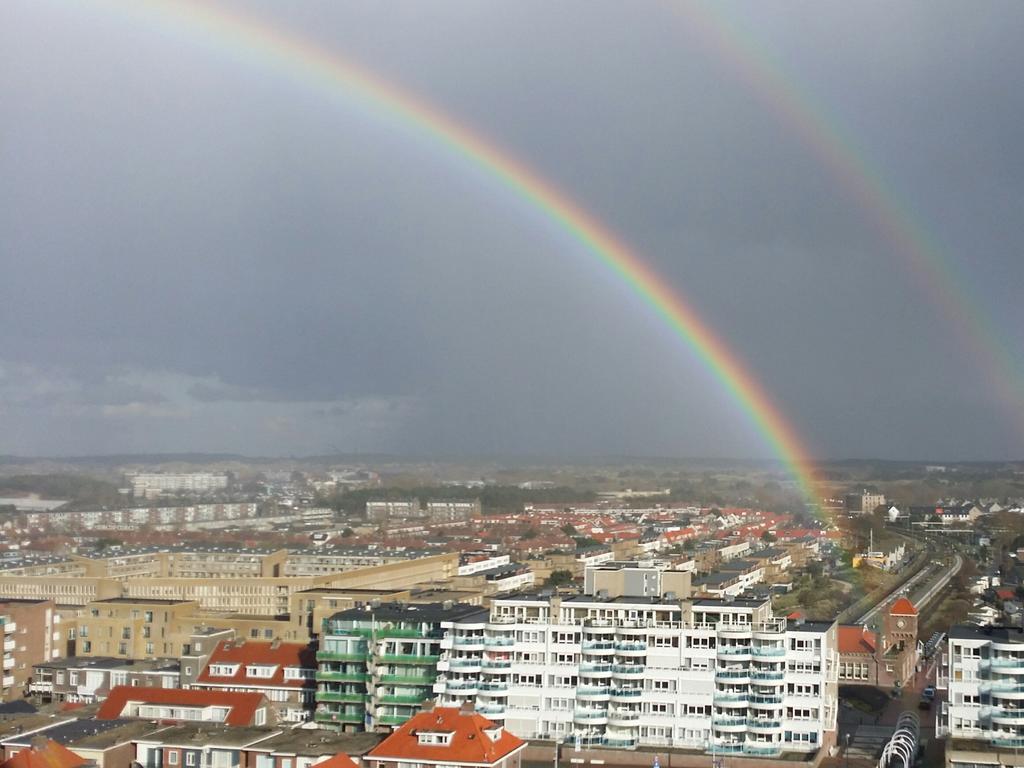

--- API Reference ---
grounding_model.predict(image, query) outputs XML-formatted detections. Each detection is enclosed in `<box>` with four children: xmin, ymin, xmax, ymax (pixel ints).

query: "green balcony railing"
<box><xmin>378</xmin><ymin>654</ymin><xmax>440</xmax><ymax>665</ymax></box>
<box><xmin>317</xmin><ymin>651</ymin><xmax>368</xmax><ymax>662</ymax></box>
<box><xmin>316</xmin><ymin>671</ymin><xmax>369</xmax><ymax>683</ymax></box>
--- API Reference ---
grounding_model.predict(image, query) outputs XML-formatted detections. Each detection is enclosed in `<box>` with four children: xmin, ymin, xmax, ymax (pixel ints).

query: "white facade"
<box><xmin>940</xmin><ymin>625</ymin><xmax>1024</xmax><ymax>760</ymax></box>
<box><xmin>433</xmin><ymin>595</ymin><xmax>837</xmax><ymax>758</ymax></box>
<box><xmin>128</xmin><ymin>473</ymin><xmax>229</xmax><ymax>498</ymax></box>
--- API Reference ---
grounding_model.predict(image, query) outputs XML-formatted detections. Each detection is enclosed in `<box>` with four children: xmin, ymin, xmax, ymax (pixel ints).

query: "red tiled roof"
<box><xmin>96</xmin><ymin>685</ymin><xmax>267</xmax><ymax>726</ymax></box>
<box><xmin>368</xmin><ymin>707</ymin><xmax>525</xmax><ymax>765</ymax></box>
<box><xmin>313</xmin><ymin>754</ymin><xmax>360</xmax><ymax>768</ymax></box>
<box><xmin>1</xmin><ymin>741</ymin><xmax>88</xmax><ymax>768</ymax></box>
<box><xmin>996</xmin><ymin>588</ymin><xmax>1016</xmax><ymax>601</ymax></box>
<box><xmin>889</xmin><ymin>597</ymin><xmax>918</xmax><ymax>616</ymax></box>
<box><xmin>838</xmin><ymin>625</ymin><xmax>877</xmax><ymax>655</ymax></box>
<box><xmin>196</xmin><ymin>640</ymin><xmax>316</xmax><ymax>689</ymax></box>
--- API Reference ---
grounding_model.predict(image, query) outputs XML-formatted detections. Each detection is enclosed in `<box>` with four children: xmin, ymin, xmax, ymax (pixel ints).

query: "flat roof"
<box><xmin>250</xmin><ymin>728</ymin><xmax>384</xmax><ymax>756</ymax></box>
<box><xmin>93</xmin><ymin>598</ymin><xmax>193</xmax><ymax>605</ymax></box>
<box><xmin>35</xmin><ymin>656</ymin><xmax>178</xmax><ymax>672</ymax></box>
<box><xmin>136</xmin><ymin>724</ymin><xmax>276</xmax><ymax>748</ymax></box>
<box><xmin>949</xmin><ymin>625</ymin><xmax>1024</xmax><ymax>643</ymax></box>
<box><xmin>328</xmin><ymin>602</ymin><xmax>486</xmax><ymax>624</ymax></box>
<box><xmin>4</xmin><ymin>719</ymin><xmax>160</xmax><ymax>749</ymax></box>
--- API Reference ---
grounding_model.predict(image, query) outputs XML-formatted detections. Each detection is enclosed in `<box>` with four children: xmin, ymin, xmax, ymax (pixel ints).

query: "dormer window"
<box><xmin>246</xmin><ymin>665</ymin><xmax>278</xmax><ymax>678</ymax></box>
<box><xmin>484</xmin><ymin>726</ymin><xmax>503</xmax><ymax>740</ymax></box>
<box><xmin>417</xmin><ymin>731</ymin><xmax>454</xmax><ymax>746</ymax></box>
<box><xmin>208</xmin><ymin>664</ymin><xmax>240</xmax><ymax>677</ymax></box>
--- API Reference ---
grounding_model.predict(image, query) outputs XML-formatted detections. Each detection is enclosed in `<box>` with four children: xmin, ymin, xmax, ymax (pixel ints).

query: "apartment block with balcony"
<box><xmin>315</xmin><ymin>603</ymin><xmax>486</xmax><ymax>732</ymax></box>
<box><xmin>431</xmin><ymin>593</ymin><xmax>838</xmax><ymax>758</ymax></box>
<box><xmin>939</xmin><ymin>625</ymin><xmax>1024</xmax><ymax>768</ymax></box>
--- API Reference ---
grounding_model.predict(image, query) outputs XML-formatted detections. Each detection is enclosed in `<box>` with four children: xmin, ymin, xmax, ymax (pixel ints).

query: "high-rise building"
<box><xmin>939</xmin><ymin>625</ymin><xmax>1024</xmax><ymax>766</ymax></box>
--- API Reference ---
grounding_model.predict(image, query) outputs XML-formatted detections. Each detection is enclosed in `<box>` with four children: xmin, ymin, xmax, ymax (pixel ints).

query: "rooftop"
<box><xmin>134</xmin><ymin>724</ymin><xmax>275</xmax><ymax>749</ymax></box>
<box><xmin>249</xmin><ymin>728</ymin><xmax>383</xmax><ymax>756</ymax></box>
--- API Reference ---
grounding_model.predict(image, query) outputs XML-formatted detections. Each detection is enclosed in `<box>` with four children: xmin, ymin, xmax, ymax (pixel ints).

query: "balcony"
<box><xmin>484</xmin><ymin>636</ymin><xmax>515</xmax><ymax>647</ymax></box>
<box><xmin>612</xmin><ymin>665</ymin><xmax>645</xmax><ymax>678</ymax></box>
<box><xmin>713</xmin><ymin>693</ymin><xmax>748</xmax><ymax>708</ymax></box>
<box><xmin>611</xmin><ymin>688</ymin><xmax>643</xmax><ymax>700</ymax></box>
<box><xmin>318</xmin><ymin>692</ymin><xmax>367</xmax><ymax>704</ymax></box>
<box><xmin>317</xmin><ymin>651</ymin><xmax>367</xmax><ymax>662</ymax></box>
<box><xmin>607</xmin><ymin>710</ymin><xmax>640</xmax><ymax>725</ymax></box>
<box><xmin>478</xmin><ymin>681</ymin><xmax>508</xmax><ymax>692</ymax></box>
<box><xmin>377</xmin><ymin>714</ymin><xmax>409</xmax><ymax>726</ymax></box>
<box><xmin>715</xmin><ymin>669</ymin><xmax>751</xmax><ymax>682</ymax></box>
<box><xmin>991</xmin><ymin>709</ymin><xmax>1024</xmax><ymax>724</ymax></box>
<box><xmin>718</xmin><ymin>648</ymin><xmax>752</xmax><ymax>660</ymax></box>
<box><xmin>582</xmin><ymin>642</ymin><xmax>615</xmax><ymax>655</ymax></box>
<box><xmin>712</xmin><ymin>715</ymin><xmax>747</xmax><ymax>729</ymax></box>
<box><xmin>378</xmin><ymin>694</ymin><xmax>425</xmax><ymax>705</ymax></box>
<box><xmin>580</xmin><ymin>663</ymin><xmax>613</xmax><ymax>676</ymax></box>
<box><xmin>991</xmin><ymin>736</ymin><xmax>1024</xmax><ymax>748</ymax></box>
<box><xmin>615</xmin><ymin>642</ymin><xmax>647</xmax><ymax>656</ymax></box>
<box><xmin>744</xmin><ymin>744</ymin><xmax>782</xmax><ymax>756</ymax></box>
<box><xmin>574</xmin><ymin>709</ymin><xmax>609</xmax><ymax>724</ymax></box>
<box><xmin>315</xmin><ymin>709</ymin><xmax>364</xmax><ymax>724</ymax></box>
<box><xmin>443</xmin><ymin>681</ymin><xmax>479</xmax><ymax>693</ymax></box>
<box><xmin>751</xmin><ymin>670</ymin><xmax>785</xmax><ymax>682</ymax></box>
<box><xmin>747</xmin><ymin>718</ymin><xmax>782</xmax><ymax>730</ymax></box>
<box><xmin>478</xmin><ymin>704</ymin><xmax>505</xmax><ymax>717</ymax></box>
<box><xmin>709</xmin><ymin>743</ymin><xmax>745</xmax><ymax>755</ymax></box>
<box><xmin>602</xmin><ymin>737</ymin><xmax>637</xmax><ymax>749</ymax></box>
<box><xmin>717</xmin><ymin>625</ymin><xmax>753</xmax><ymax>637</ymax></box>
<box><xmin>453</xmin><ymin>636</ymin><xmax>486</xmax><ymax>650</ymax></box>
<box><xmin>749</xmin><ymin>694</ymin><xmax>784</xmax><ymax>705</ymax></box>
<box><xmin>378</xmin><ymin>654</ymin><xmax>440</xmax><ymax>665</ymax></box>
<box><xmin>752</xmin><ymin>645</ymin><xmax>786</xmax><ymax>657</ymax></box>
<box><xmin>316</xmin><ymin>671</ymin><xmax>369</xmax><ymax>683</ymax></box>
<box><xmin>378</xmin><ymin>673</ymin><xmax>436</xmax><ymax>685</ymax></box>
<box><xmin>576</xmin><ymin>685</ymin><xmax>611</xmax><ymax>700</ymax></box>
<box><xmin>481</xmin><ymin>659</ymin><xmax>511</xmax><ymax>670</ymax></box>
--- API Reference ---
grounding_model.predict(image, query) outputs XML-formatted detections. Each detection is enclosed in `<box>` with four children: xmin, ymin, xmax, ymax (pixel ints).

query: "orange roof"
<box><xmin>196</xmin><ymin>640</ymin><xmax>316</xmax><ymax>689</ymax></box>
<box><xmin>97</xmin><ymin>685</ymin><xmax>267</xmax><ymax>726</ymax></box>
<box><xmin>368</xmin><ymin>707</ymin><xmax>525</xmax><ymax>766</ymax></box>
<box><xmin>890</xmin><ymin>597</ymin><xmax>918</xmax><ymax>616</ymax></box>
<box><xmin>837</xmin><ymin>625</ymin><xmax>877</xmax><ymax>655</ymax></box>
<box><xmin>313</xmin><ymin>755</ymin><xmax>359</xmax><ymax>768</ymax></box>
<box><xmin>1</xmin><ymin>741</ymin><xmax>88</xmax><ymax>768</ymax></box>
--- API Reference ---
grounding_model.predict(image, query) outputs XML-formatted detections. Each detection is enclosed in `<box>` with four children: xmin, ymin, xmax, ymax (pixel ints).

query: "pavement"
<box><xmin>826</xmin><ymin>657</ymin><xmax>944</xmax><ymax>768</ymax></box>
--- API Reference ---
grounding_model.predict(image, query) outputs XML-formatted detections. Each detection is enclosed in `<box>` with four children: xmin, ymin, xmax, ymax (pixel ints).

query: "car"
<box><xmin>922</xmin><ymin>685</ymin><xmax>936</xmax><ymax>700</ymax></box>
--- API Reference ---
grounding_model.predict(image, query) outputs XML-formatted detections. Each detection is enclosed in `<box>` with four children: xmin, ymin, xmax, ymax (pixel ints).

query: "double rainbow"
<box><xmin>92</xmin><ymin>0</ymin><xmax>825</xmax><ymax>505</ymax></box>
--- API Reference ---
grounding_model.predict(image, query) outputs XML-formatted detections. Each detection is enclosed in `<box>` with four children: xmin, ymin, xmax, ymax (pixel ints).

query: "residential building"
<box><xmin>97</xmin><ymin>686</ymin><xmax>273</xmax><ymax>727</ymax></box>
<box><xmin>0</xmin><ymin>599</ymin><xmax>58</xmax><ymax>701</ymax></box>
<box><xmin>939</xmin><ymin>625</ymin><xmax>1024</xmax><ymax>767</ymax></box>
<box><xmin>364</xmin><ymin>705</ymin><xmax>525</xmax><ymax>768</ymax></box>
<box><xmin>425</xmin><ymin>500</ymin><xmax>481</xmax><ymax>523</ymax></box>
<box><xmin>192</xmin><ymin>639</ymin><xmax>317</xmax><ymax>723</ymax></box>
<box><xmin>29</xmin><ymin>656</ymin><xmax>179</xmax><ymax>704</ymax></box>
<box><xmin>431</xmin><ymin>593</ymin><xmax>838</xmax><ymax>757</ymax></box>
<box><xmin>128</xmin><ymin>473</ymin><xmax>229</xmax><ymax>499</ymax></box>
<box><xmin>1</xmin><ymin>719</ymin><xmax>160</xmax><ymax>768</ymax></box>
<box><xmin>583</xmin><ymin>561</ymin><xmax>691</xmax><ymax>600</ymax></box>
<box><xmin>315</xmin><ymin>603</ymin><xmax>487</xmax><ymax>731</ymax></box>
<box><xmin>366</xmin><ymin>501</ymin><xmax>421</xmax><ymax>523</ymax></box>
<box><xmin>0</xmin><ymin>739</ymin><xmax>87</xmax><ymax>768</ymax></box>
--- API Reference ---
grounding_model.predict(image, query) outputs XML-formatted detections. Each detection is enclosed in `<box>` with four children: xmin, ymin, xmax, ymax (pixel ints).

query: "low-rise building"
<box><xmin>97</xmin><ymin>686</ymin><xmax>273</xmax><ymax>727</ymax></box>
<box><xmin>365</xmin><ymin>705</ymin><xmax>525</xmax><ymax>768</ymax></box>
<box><xmin>29</xmin><ymin>656</ymin><xmax>180</xmax><ymax>704</ymax></box>
<box><xmin>192</xmin><ymin>639</ymin><xmax>316</xmax><ymax>723</ymax></box>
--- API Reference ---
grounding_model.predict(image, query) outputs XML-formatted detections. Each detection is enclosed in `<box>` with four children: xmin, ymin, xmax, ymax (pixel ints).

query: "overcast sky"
<box><xmin>2</xmin><ymin>0</ymin><xmax>1023</xmax><ymax>461</ymax></box>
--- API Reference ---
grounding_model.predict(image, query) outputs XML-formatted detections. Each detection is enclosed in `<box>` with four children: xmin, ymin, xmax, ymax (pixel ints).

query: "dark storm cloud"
<box><xmin>1</xmin><ymin>0</ymin><xmax>1023</xmax><ymax>459</ymax></box>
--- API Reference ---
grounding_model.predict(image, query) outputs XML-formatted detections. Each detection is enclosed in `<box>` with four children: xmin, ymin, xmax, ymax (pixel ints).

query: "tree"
<box><xmin>546</xmin><ymin>570</ymin><xmax>575</xmax><ymax>587</ymax></box>
<box><xmin>521</xmin><ymin>528</ymin><xmax>538</xmax><ymax>540</ymax></box>
<box><xmin>340</xmin><ymin>528</ymin><xmax>354</xmax><ymax>537</ymax></box>
<box><xmin>561</xmin><ymin>524</ymin><xmax>578</xmax><ymax>536</ymax></box>
<box><xmin>760</xmin><ymin>530</ymin><xmax>776</xmax><ymax>544</ymax></box>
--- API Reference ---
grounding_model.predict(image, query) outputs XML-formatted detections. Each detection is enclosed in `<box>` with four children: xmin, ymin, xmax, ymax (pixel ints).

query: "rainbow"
<box><xmin>88</xmin><ymin>0</ymin><xmax>826</xmax><ymax>504</ymax></box>
<box><xmin>674</xmin><ymin>3</ymin><xmax>1024</xmax><ymax>439</ymax></box>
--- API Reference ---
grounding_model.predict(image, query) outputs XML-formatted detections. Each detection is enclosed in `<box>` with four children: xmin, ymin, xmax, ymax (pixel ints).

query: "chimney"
<box><xmin>421</xmin><ymin>699</ymin><xmax>435</xmax><ymax>712</ymax></box>
<box><xmin>270</xmin><ymin>638</ymin><xmax>281</xmax><ymax>650</ymax></box>
<box><xmin>30</xmin><ymin>736</ymin><xmax>49</xmax><ymax>751</ymax></box>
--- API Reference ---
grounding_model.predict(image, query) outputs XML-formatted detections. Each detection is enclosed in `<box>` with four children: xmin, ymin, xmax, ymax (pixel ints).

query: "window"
<box><xmin>82</xmin><ymin>641</ymin><xmax>92</xmax><ymax>653</ymax></box>
<box><xmin>652</xmin><ymin>680</ymin><xmax>672</xmax><ymax>691</ymax></box>
<box><xmin>417</xmin><ymin>732</ymin><xmax>453</xmax><ymax>746</ymax></box>
<box><xmin>168</xmin><ymin>752</ymin><xmax>179</xmax><ymax>765</ymax></box>
<box><xmin>119</xmin><ymin>643</ymin><xmax>128</xmax><ymax>655</ymax></box>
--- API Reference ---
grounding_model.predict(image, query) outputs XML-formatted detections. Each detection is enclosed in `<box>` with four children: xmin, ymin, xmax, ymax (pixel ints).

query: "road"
<box><xmin>855</xmin><ymin>552</ymin><xmax>962</xmax><ymax>625</ymax></box>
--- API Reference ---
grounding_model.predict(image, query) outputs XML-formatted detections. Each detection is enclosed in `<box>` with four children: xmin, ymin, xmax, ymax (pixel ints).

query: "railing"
<box><xmin>612</xmin><ymin>665</ymin><xmax>645</xmax><ymax>674</ymax></box>
<box><xmin>377</xmin><ymin>714</ymin><xmax>409</xmax><ymax>725</ymax></box>
<box><xmin>449</xmin><ymin>659</ymin><xmax>484</xmax><ymax>669</ymax></box>
<box><xmin>744</xmin><ymin>745</ymin><xmax>782</xmax><ymax>756</ymax></box>
<box><xmin>747</xmin><ymin>718</ymin><xmax>782</xmax><ymax>728</ymax></box>
<box><xmin>580</xmin><ymin>663</ymin><xmax>613</xmax><ymax>674</ymax></box>
<box><xmin>378</xmin><ymin>694</ymin><xmax>424</xmax><ymax>705</ymax></box>
<box><xmin>751</xmin><ymin>671</ymin><xmax>785</xmax><ymax>681</ymax></box>
<box><xmin>481</xmin><ymin>659</ymin><xmax>511</xmax><ymax>669</ymax></box>
<box><xmin>750</xmin><ymin>695</ymin><xmax>784</xmax><ymax>705</ymax></box>
<box><xmin>712</xmin><ymin>716</ymin><xmax>746</xmax><ymax>726</ymax></box>
<box><xmin>316</xmin><ymin>671</ymin><xmax>369</xmax><ymax>682</ymax></box>
<box><xmin>378</xmin><ymin>654</ymin><xmax>440</xmax><ymax>665</ymax></box>
<box><xmin>453</xmin><ymin>636</ymin><xmax>485</xmax><ymax>647</ymax></box>
<box><xmin>715</xmin><ymin>670</ymin><xmax>750</xmax><ymax>679</ymax></box>
<box><xmin>318</xmin><ymin>692</ymin><xmax>367</xmax><ymax>703</ymax></box>
<box><xmin>611</xmin><ymin>688</ymin><xmax>643</xmax><ymax>698</ymax></box>
<box><xmin>583</xmin><ymin>641</ymin><xmax>616</xmax><ymax>650</ymax></box>
<box><xmin>615</xmin><ymin>643</ymin><xmax>647</xmax><ymax>652</ymax></box>
<box><xmin>577</xmin><ymin>686</ymin><xmax>611</xmax><ymax>696</ymax></box>
<box><xmin>378</xmin><ymin>673</ymin><xmax>435</xmax><ymax>685</ymax></box>
<box><xmin>602</xmin><ymin>737</ymin><xmax>637</xmax><ymax>748</ymax></box>
<box><xmin>752</xmin><ymin>646</ymin><xmax>786</xmax><ymax>657</ymax></box>
<box><xmin>317</xmin><ymin>651</ymin><xmax>367</xmax><ymax>662</ymax></box>
<box><xmin>478</xmin><ymin>682</ymin><xmax>508</xmax><ymax>691</ymax></box>
<box><xmin>718</xmin><ymin>646</ymin><xmax>752</xmax><ymax>656</ymax></box>
<box><xmin>991</xmin><ymin>736</ymin><xmax>1024</xmax><ymax>747</ymax></box>
<box><xmin>573</xmin><ymin>709</ymin><xmax>608</xmax><ymax>720</ymax></box>
<box><xmin>713</xmin><ymin>693</ymin><xmax>748</xmax><ymax>703</ymax></box>
<box><xmin>314</xmin><ymin>710</ymin><xmax>364</xmax><ymax>724</ymax></box>
<box><xmin>484</xmin><ymin>636</ymin><xmax>515</xmax><ymax>646</ymax></box>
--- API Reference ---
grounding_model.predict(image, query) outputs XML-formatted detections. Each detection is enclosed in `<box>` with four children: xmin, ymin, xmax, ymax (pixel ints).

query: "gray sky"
<box><xmin>2</xmin><ymin>0</ymin><xmax>1023</xmax><ymax>461</ymax></box>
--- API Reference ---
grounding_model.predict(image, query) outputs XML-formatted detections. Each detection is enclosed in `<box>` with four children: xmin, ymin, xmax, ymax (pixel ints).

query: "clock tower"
<box><xmin>884</xmin><ymin>596</ymin><xmax>919</xmax><ymax>652</ymax></box>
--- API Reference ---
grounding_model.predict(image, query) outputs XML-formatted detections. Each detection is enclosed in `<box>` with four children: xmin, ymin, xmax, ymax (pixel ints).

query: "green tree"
<box><xmin>546</xmin><ymin>570</ymin><xmax>575</xmax><ymax>587</ymax></box>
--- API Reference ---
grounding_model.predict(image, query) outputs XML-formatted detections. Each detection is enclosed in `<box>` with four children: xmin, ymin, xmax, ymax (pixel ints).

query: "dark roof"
<box><xmin>0</xmin><ymin>701</ymin><xmax>36</xmax><ymax>717</ymax></box>
<box><xmin>328</xmin><ymin>602</ymin><xmax>484</xmax><ymax>624</ymax></box>
<box><xmin>949</xmin><ymin>625</ymin><xmax>1024</xmax><ymax>643</ymax></box>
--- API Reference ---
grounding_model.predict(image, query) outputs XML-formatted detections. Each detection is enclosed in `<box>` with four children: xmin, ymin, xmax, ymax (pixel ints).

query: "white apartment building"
<box><xmin>128</xmin><ymin>473</ymin><xmax>229</xmax><ymax>498</ymax></box>
<box><xmin>939</xmin><ymin>625</ymin><xmax>1024</xmax><ymax>767</ymax></box>
<box><xmin>433</xmin><ymin>594</ymin><xmax>838</xmax><ymax>758</ymax></box>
